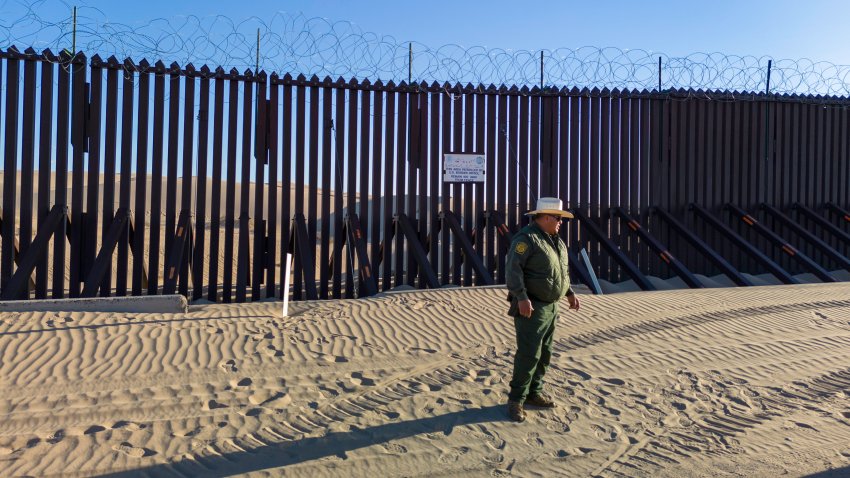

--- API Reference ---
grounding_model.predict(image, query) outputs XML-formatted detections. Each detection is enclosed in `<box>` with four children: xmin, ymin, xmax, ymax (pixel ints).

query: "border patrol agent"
<box><xmin>505</xmin><ymin>197</ymin><xmax>581</xmax><ymax>422</ymax></box>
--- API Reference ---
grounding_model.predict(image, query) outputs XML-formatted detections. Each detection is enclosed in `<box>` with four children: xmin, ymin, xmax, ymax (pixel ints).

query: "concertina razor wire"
<box><xmin>2</xmin><ymin>0</ymin><xmax>850</xmax><ymax>97</ymax></box>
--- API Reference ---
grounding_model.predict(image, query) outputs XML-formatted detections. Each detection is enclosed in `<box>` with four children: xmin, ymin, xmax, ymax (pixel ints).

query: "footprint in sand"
<box><xmin>330</xmin><ymin>333</ymin><xmax>358</xmax><ymax>342</ymax></box>
<box><xmin>317</xmin><ymin>353</ymin><xmax>347</xmax><ymax>363</ymax></box>
<box><xmin>490</xmin><ymin>458</ymin><xmax>516</xmax><ymax>477</ymax></box>
<box><xmin>111</xmin><ymin>442</ymin><xmax>152</xmax><ymax>458</ymax></box>
<box><xmin>231</xmin><ymin>377</ymin><xmax>253</xmax><ymax>387</ymax></box>
<box><xmin>525</xmin><ymin>432</ymin><xmax>545</xmax><ymax>447</ymax></box>
<box><xmin>219</xmin><ymin>359</ymin><xmax>237</xmax><ymax>373</ymax></box>
<box><xmin>171</xmin><ymin>427</ymin><xmax>202</xmax><ymax>438</ymax></box>
<box><xmin>425</xmin><ymin>382</ymin><xmax>443</xmax><ymax>392</ymax></box>
<box><xmin>438</xmin><ymin>446</ymin><xmax>470</xmax><ymax>464</ymax></box>
<box><xmin>566</xmin><ymin>368</ymin><xmax>592</xmax><ymax>381</ymax></box>
<box><xmin>406</xmin><ymin>381</ymin><xmax>428</xmax><ymax>393</ymax></box>
<box><xmin>573</xmin><ymin>447</ymin><xmax>596</xmax><ymax>455</ymax></box>
<box><xmin>483</xmin><ymin>430</ymin><xmax>506</xmax><ymax>451</ymax></box>
<box><xmin>46</xmin><ymin>316</ymin><xmax>74</xmax><ymax>328</ymax></box>
<box><xmin>310</xmin><ymin>386</ymin><xmax>335</xmax><ymax>400</ymax></box>
<box><xmin>264</xmin><ymin>345</ymin><xmax>284</xmax><ymax>357</ymax></box>
<box><xmin>349</xmin><ymin>372</ymin><xmax>376</xmax><ymax>386</ymax></box>
<box><xmin>784</xmin><ymin>421</ymin><xmax>819</xmax><ymax>432</ymax></box>
<box><xmin>203</xmin><ymin>399</ymin><xmax>227</xmax><ymax>411</ymax></box>
<box><xmin>692</xmin><ymin>391</ymin><xmax>713</xmax><ymax>404</ymax></box>
<box><xmin>584</xmin><ymin>393</ymin><xmax>621</xmax><ymax>418</ymax></box>
<box><xmin>381</xmin><ymin>443</ymin><xmax>408</xmax><ymax>454</ymax></box>
<box><xmin>674</xmin><ymin>414</ymin><xmax>694</xmax><ymax>428</ymax></box>
<box><xmin>112</xmin><ymin>421</ymin><xmax>147</xmax><ymax>431</ymax></box>
<box><xmin>590</xmin><ymin>424</ymin><xmax>618</xmax><ymax>442</ymax></box>
<box><xmin>252</xmin><ymin>332</ymin><xmax>275</xmax><ymax>342</ymax></box>
<box><xmin>554</xmin><ymin>449</ymin><xmax>570</xmax><ymax>459</ymax></box>
<box><xmin>600</xmin><ymin>377</ymin><xmax>625</xmax><ymax>386</ymax></box>
<box><xmin>450</xmin><ymin>394</ymin><xmax>474</xmax><ymax>406</ymax></box>
<box><xmin>727</xmin><ymin>393</ymin><xmax>755</xmax><ymax>409</ymax></box>
<box><xmin>68</xmin><ymin>425</ymin><xmax>106</xmax><ymax>436</ymax></box>
<box><xmin>45</xmin><ymin>430</ymin><xmax>65</xmax><ymax>444</ymax></box>
<box><xmin>740</xmin><ymin>388</ymin><xmax>760</xmax><ymax>399</ymax></box>
<box><xmin>252</xmin><ymin>391</ymin><xmax>291</xmax><ymax>409</ymax></box>
<box><xmin>288</xmin><ymin>336</ymin><xmax>311</xmax><ymax>345</ymax></box>
<box><xmin>335</xmin><ymin>379</ymin><xmax>359</xmax><ymax>393</ymax></box>
<box><xmin>543</xmin><ymin>414</ymin><xmax>572</xmax><ymax>433</ymax></box>
<box><xmin>594</xmin><ymin>386</ymin><xmax>613</xmax><ymax>397</ymax></box>
<box><xmin>406</xmin><ymin>300</ymin><xmax>429</xmax><ymax>311</ymax></box>
<box><xmin>724</xmin><ymin>377</ymin><xmax>749</xmax><ymax>386</ymax></box>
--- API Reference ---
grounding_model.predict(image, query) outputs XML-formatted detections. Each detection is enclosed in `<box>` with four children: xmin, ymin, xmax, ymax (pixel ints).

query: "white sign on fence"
<box><xmin>443</xmin><ymin>153</ymin><xmax>486</xmax><ymax>183</ymax></box>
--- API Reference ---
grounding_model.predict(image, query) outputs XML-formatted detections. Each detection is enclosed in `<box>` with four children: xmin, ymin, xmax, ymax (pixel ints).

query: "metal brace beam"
<box><xmin>613</xmin><ymin>207</ymin><xmax>704</xmax><ymax>288</ymax></box>
<box><xmin>290</xmin><ymin>213</ymin><xmax>319</xmax><ymax>300</ymax></box>
<box><xmin>650</xmin><ymin>206</ymin><xmax>752</xmax><ymax>286</ymax></box>
<box><xmin>483</xmin><ymin>210</ymin><xmax>514</xmax><ymax>243</ymax></box>
<box><xmin>726</xmin><ymin>203</ymin><xmax>835</xmax><ymax>283</ymax></box>
<box><xmin>81</xmin><ymin>208</ymin><xmax>129</xmax><ymax>297</ymax></box>
<box><xmin>1</xmin><ymin>205</ymin><xmax>67</xmax><ymax>300</ymax></box>
<box><xmin>345</xmin><ymin>213</ymin><xmax>378</xmax><ymax>297</ymax></box>
<box><xmin>0</xmin><ymin>210</ymin><xmax>37</xmax><ymax>291</ymax></box>
<box><xmin>571</xmin><ymin>208</ymin><xmax>655</xmax><ymax>291</ymax></box>
<box><xmin>440</xmin><ymin>211</ymin><xmax>494</xmax><ymax>285</ymax></box>
<box><xmin>825</xmin><ymin>202</ymin><xmax>850</xmax><ymax>227</ymax></box>
<box><xmin>163</xmin><ymin>210</ymin><xmax>194</xmax><ymax>295</ymax></box>
<box><xmin>761</xmin><ymin>204</ymin><xmax>850</xmax><ymax>273</ymax></box>
<box><xmin>394</xmin><ymin>213</ymin><xmax>439</xmax><ymax>289</ymax></box>
<box><xmin>793</xmin><ymin>203</ymin><xmax>850</xmax><ymax>246</ymax></box>
<box><xmin>691</xmin><ymin>203</ymin><xmax>799</xmax><ymax>284</ymax></box>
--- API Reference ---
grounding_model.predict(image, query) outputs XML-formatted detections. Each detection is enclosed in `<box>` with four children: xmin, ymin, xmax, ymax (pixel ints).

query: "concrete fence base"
<box><xmin>0</xmin><ymin>295</ymin><xmax>188</xmax><ymax>314</ymax></box>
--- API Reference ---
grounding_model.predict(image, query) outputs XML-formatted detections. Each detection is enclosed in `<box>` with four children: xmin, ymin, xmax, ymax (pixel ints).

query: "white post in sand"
<box><xmin>282</xmin><ymin>253</ymin><xmax>293</xmax><ymax>317</ymax></box>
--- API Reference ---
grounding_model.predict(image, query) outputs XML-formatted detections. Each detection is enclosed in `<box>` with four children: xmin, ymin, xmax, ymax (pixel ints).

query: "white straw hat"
<box><xmin>524</xmin><ymin>197</ymin><xmax>574</xmax><ymax>218</ymax></box>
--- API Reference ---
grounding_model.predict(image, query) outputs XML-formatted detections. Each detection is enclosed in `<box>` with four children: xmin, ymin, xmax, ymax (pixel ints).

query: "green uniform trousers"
<box><xmin>508</xmin><ymin>299</ymin><xmax>557</xmax><ymax>403</ymax></box>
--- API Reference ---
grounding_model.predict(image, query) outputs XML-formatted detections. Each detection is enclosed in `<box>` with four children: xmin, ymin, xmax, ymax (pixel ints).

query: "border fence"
<box><xmin>0</xmin><ymin>46</ymin><xmax>849</xmax><ymax>302</ymax></box>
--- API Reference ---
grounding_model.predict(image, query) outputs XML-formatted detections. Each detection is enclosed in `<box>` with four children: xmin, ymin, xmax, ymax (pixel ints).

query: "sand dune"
<box><xmin>1</xmin><ymin>283</ymin><xmax>850</xmax><ymax>476</ymax></box>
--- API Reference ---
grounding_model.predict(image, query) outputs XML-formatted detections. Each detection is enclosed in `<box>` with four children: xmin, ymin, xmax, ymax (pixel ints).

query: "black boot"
<box><xmin>526</xmin><ymin>393</ymin><xmax>556</xmax><ymax>408</ymax></box>
<box><xmin>507</xmin><ymin>401</ymin><xmax>526</xmax><ymax>422</ymax></box>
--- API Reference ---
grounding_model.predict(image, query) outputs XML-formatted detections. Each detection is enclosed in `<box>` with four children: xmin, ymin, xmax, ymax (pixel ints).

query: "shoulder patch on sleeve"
<box><xmin>514</xmin><ymin>241</ymin><xmax>529</xmax><ymax>255</ymax></box>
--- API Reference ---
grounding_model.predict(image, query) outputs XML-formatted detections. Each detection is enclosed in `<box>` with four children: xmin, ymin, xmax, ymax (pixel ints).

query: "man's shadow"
<box><xmin>96</xmin><ymin>405</ymin><xmax>506</xmax><ymax>477</ymax></box>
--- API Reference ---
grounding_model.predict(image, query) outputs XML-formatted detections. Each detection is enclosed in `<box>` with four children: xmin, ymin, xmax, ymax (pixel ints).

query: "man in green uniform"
<box><xmin>505</xmin><ymin>197</ymin><xmax>581</xmax><ymax>422</ymax></box>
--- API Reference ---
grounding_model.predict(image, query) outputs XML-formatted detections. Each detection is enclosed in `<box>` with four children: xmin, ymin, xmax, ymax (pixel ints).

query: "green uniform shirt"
<box><xmin>506</xmin><ymin>222</ymin><xmax>573</xmax><ymax>305</ymax></box>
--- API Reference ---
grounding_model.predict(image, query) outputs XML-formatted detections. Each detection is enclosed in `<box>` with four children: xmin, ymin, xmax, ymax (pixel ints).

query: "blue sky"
<box><xmin>25</xmin><ymin>0</ymin><xmax>850</xmax><ymax>64</ymax></box>
<box><xmin>1</xmin><ymin>0</ymin><xmax>848</xmax><ymax>186</ymax></box>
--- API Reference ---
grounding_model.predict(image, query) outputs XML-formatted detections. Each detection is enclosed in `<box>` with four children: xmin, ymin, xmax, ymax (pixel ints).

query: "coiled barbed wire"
<box><xmin>3</xmin><ymin>0</ymin><xmax>850</xmax><ymax>96</ymax></box>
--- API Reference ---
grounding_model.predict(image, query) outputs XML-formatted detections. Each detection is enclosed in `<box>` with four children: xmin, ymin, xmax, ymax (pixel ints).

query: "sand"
<box><xmin>1</xmin><ymin>282</ymin><xmax>850</xmax><ymax>477</ymax></box>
